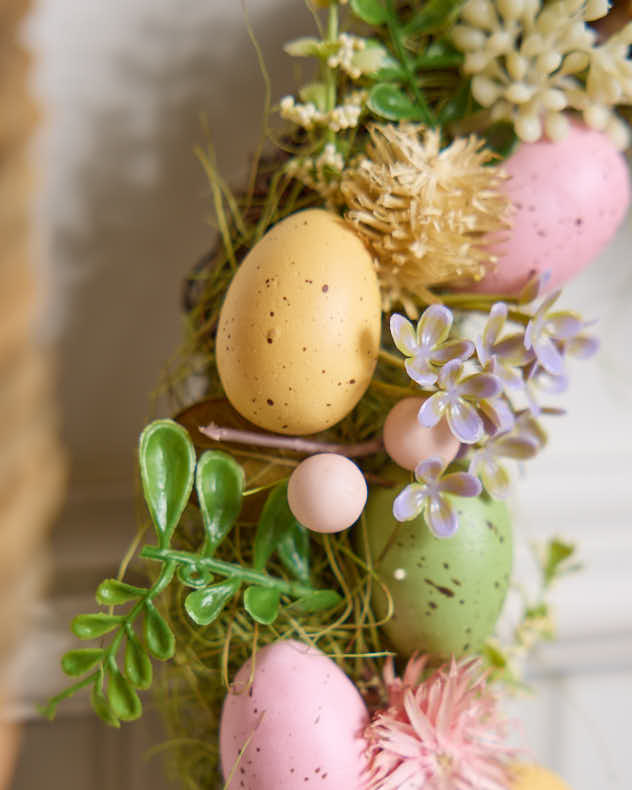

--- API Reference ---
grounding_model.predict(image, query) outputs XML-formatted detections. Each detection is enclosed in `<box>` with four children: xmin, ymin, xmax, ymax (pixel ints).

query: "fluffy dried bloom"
<box><xmin>363</xmin><ymin>655</ymin><xmax>517</xmax><ymax>790</ymax></box>
<box><xmin>340</xmin><ymin>124</ymin><xmax>511</xmax><ymax>316</ymax></box>
<box><xmin>452</xmin><ymin>0</ymin><xmax>632</xmax><ymax>147</ymax></box>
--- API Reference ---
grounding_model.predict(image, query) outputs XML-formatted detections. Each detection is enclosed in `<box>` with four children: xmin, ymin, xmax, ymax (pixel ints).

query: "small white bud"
<box><xmin>393</xmin><ymin>568</ymin><xmax>407</xmax><ymax>581</ymax></box>
<box><xmin>561</xmin><ymin>51</ymin><xmax>590</xmax><ymax>75</ymax></box>
<box><xmin>506</xmin><ymin>52</ymin><xmax>528</xmax><ymax>81</ymax></box>
<box><xmin>606</xmin><ymin>116</ymin><xmax>631</xmax><ymax>150</ymax></box>
<box><xmin>542</xmin><ymin>88</ymin><xmax>567</xmax><ymax>111</ymax></box>
<box><xmin>472</xmin><ymin>75</ymin><xmax>502</xmax><ymax>106</ymax></box>
<box><xmin>488</xmin><ymin>30</ymin><xmax>514</xmax><ymax>54</ymax></box>
<box><xmin>583</xmin><ymin>103</ymin><xmax>610</xmax><ymax>130</ymax></box>
<box><xmin>497</xmin><ymin>0</ymin><xmax>525</xmax><ymax>21</ymax></box>
<box><xmin>536</xmin><ymin>51</ymin><xmax>563</xmax><ymax>75</ymax></box>
<box><xmin>451</xmin><ymin>25</ymin><xmax>488</xmax><ymax>51</ymax></box>
<box><xmin>462</xmin><ymin>0</ymin><xmax>498</xmax><ymax>30</ymax></box>
<box><xmin>515</xmin><ymin>113</ymin><xmax>543</xmax><ymax>142</ymax></box>
<box><xmin>584</xmin><ymin>0</ymin><xmax>610</xmax><ymax>22</ymax></box>
<box><xmin>544</xmin><ymin>112</ymin><xmax>570</xmax><ymax>141</ymax></box>
<box><xmin>521</xmin><ymin>33</ymin><xmax>546</xmax><ymax>58</ymax></box>
<box><xmin>505</xmin><ymin>82</ymin><xmax>537</xmax><ymax>103</ymax></box>
<box><xmin>464</xmin><ymin>51</ymin><xmax>490</xmax><ymax>73</ymax></box>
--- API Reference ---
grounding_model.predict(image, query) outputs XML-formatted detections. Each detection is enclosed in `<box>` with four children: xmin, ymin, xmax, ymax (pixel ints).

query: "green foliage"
<box><xmin>61</xmin><ymin>649</ymin><xmax>104</xmax><ymax>677</ymax></box>
<box><xmin>139</xmin><ymin>419</ymin><xmax>196</xmax><ymax>548</ymax></box>
<box><xmin>244</xmin><ymin>586</ymin><xmax>281</xmax><ymax>625</ymax></box>
<box><xmin>96</xmin><ymin>579</ymin><xmax>145</xmax><ymax>606</ymax></box>
<box><xmin>404</xmin><ymin>0</ymin><xmax>465</xmax><ymax>34</ymax></box>
<box><xmin>350</xmin><ymin>0</ymin><xmax>389</xmax><ymax>25</ymax></box>
<box><xmin>196</xmin><ymin>450</ymin><xmax>244</xmax><ymax>557</ymax></box>
<box><xmin>43</xmin><ymin>420</ymin><xmax>342</xmax><ymax>727</ymax></box>
<box><xmin>543</xmin><ymin>539</ymin><xmax>577</xmax><ymax>587</ymax></box>
<box><xmin>144</xmin><ymin>602</ymin><xmax>176</xmax><ymax>660</ymax></box>
<box><xmin>368</xmin><ymin>83</ymin><xmax>428</xmax><ymax>121</ymax></box>
<box><xmin>185</xmin><ymin>579</ymin><xmax>241</xmax><ymax>626</ymax></box>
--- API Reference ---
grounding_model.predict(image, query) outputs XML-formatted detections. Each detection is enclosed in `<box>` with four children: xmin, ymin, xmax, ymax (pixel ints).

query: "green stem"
<box><xmin>40</xmin><ymin>672</ymin><xmax>98</xmax><ymax>717</ymax></box>
<box><xmin>378</xmin><ymin>348</ymin><xmax>405</xmax><ymax>368</ymax></box>
<box><xmin>141</xmin><ymin>546</ymin><xmax>318</xmax><ymax>599</ymax></box>
<box><xmin>323</xmin><ymin>2</ymin><xmax>339</xmax><ymax>144</ymax></box>
<box><xmin>370</xmin><ymin>379</ymin><xmax>429</xmax><ymax>399</ymax></box>
<box><xmin>438</xmin><ymin>291</ymin><xmax>522</xmax><ymax>306</ymax></box>
<box><xmin>386</xmin><ymin>1</ymin><xmax>437</xmax><ymax>126</ymax></box>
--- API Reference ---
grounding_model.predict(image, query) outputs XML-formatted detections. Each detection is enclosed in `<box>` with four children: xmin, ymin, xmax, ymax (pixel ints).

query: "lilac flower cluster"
<box><xmin>389</xmin><ymin>275</ymin><xmax>598</xmax><ymax>534</ymax></box>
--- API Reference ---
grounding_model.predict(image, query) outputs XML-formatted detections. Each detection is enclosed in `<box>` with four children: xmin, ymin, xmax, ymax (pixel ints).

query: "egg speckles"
<box><xmin>216</xmin><ymin>209</ymin><xmax>382</xmax><ymax>435</ymax></box>
<box><xmin>364</xmin><ymin>472</ymin><xmax>512</xmax><ymax>658</ymax></box>
<box><xmin>476</xmin><ymin>123</ymin><xmax>630</xmax><ymax>294</ymax></box>
<box><xmin>219</xmin><ymin>640</ymin><xmax>369</xmax><ymax>788</ymax></box>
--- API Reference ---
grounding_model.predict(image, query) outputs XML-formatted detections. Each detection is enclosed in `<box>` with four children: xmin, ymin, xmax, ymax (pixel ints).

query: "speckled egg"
<box><xmin>510</xmin><ymin>764</ymin><xmax>573</xmax><ymax>790</ymax></box>
<box><xmin>475</xmin><ymin>123</ymin><xmax>630</xmax><ymax>294</ymax></box>
<box><xmin>216</xmin><ymin>209</ymin><xmax>381</xmax><ymax>435</ymax></box>
<box><xmin>363</xmin><ymin>470</ymin><xmax>512</xmax><ymax>657</ymax></box>
<box><xmin>219</xmin><ymin>639</ymin><xmax>369</xmax><ymax>788</ymax></box>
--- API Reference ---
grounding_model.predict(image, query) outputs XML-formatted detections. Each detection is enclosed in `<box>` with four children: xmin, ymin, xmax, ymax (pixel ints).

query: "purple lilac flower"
<box><xmin>524</xmin><ymin>290</ymin><xmax>586</xmax><ymax>376</ymax></box>
<box><xmin>468</xmin><ymin>434</ymin><xmax>539</xmax><ymax>500</ymax></box>
<box><xmin>476</xmin><ymin>302</ymin><xmax>534</xmax><ymax>391</ymax></box>
<box><xmin>517</xmin><ymin>270</ymin><xmax>551</xmax><ymax>305</ymax></box>
<box><xmin>390</xmin><ymin>305</ymin><xmax>474</xmax><ymax>387</ymax></box>
<box><xmin>418</xmin><ymin>359</ymin><xmax>502</xmax><ymax>444</ymax></box>
<box><xmin>393</xmin><ymin>457</ymin><xmax>482</xmax><ymax>538</ymax></box>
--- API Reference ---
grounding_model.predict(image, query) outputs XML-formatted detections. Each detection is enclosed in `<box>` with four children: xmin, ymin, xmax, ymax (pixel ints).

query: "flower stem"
<box><xmin>198</xmin><ymin>422</ymin><xmax>382</xmax><ymax>457</ymax></box>
<box><xmin>378</xmin><ymin>349</ymin><xmax>406</xmax><ymax>368</ymax></box>
<box><xmin>141</xmin><ymin>547</ymin><xmax>321</xmax><ymax>599</ymax></box>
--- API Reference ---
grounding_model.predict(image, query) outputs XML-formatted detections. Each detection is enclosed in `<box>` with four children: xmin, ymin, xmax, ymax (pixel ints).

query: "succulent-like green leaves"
<box><xmin>139</xmin><ymin>419</ymin><xmax>196</xmax><ymax>548</ymax></box>
<box><xmin>144</xmin><ymin>601</ymin><xmax>175</xmax><ymax>660</ymax></box>
<box><xmin>106</xmin><ymin>665</ymin><xmax>142</xmax><ymax>722</ymax></box>
<box><xmin>368</xmin><ymin>83</ymin><xmax>428</xmax><ymax>121</ymax></box>
<box><xmin>195</xmin><ymin>450</ymin><xmax>244</xmax><ymax>557</ymax></box>
<box><xmin>277</xmin><ymin>520</ymin><xmax>310</xmax><ymax>586</ymax></box>
<box><xmin>293</xmin><ymin>590</ymin><xmax>343</xmax><ymax>614</ymax></box>
<box><xmin>185</xmin><ymin>578</ymin><xmax>241</xmax><ymax>626</ymax></box>
<box><xmin>61</xmin><ymin>649</ymin><xmax>104</xmax><ymax>677</ymax></box>
<box><xmin>124</xmin><ymin>629</ymin><xmax>152</xmax><ymax>690</ymax></box>
<box><xmin>96</xmin><ymin>579</ymin><xmax>145</xmax><ymax>606</ymax></box>
<box><xmin>71</xmin><ymin>614</ymin><xmax>122</xmax><ymax>640</ymax></box>
<box><xmin>244</xmin><ymin>587</ymin><xmax>281</xmax><ymax>625</ymax></box>
<box><xmin>351</xmin><ymin>0</ymin><xmax>389</xmax><ymax>25</ymax></box>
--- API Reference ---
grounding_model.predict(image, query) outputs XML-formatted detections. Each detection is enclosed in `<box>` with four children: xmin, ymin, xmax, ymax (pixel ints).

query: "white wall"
<box><xmin>11</xmin><ymin>1</ymin><xmax>632</xmax><ymax>788</ymax></box>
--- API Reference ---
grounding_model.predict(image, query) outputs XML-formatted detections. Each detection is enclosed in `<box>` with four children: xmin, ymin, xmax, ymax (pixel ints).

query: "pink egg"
<box><xmin>287</xmin><ymin>453</ymin><xmax>367</xmax><ymax>533</ymax></box>
<box><xmin>475</xmin><ymin>123</ymin><xmax>630</xmax><ymax>294</ymax></box>
<box><xmin>383</xmin><ymin>397</ymin><xmax>460</xmax><ymax>471</ymax></box>
<box><xmin>220</xmin><ymin>639</ymin><xmax>369</xmax><ymax>788</ymax></box>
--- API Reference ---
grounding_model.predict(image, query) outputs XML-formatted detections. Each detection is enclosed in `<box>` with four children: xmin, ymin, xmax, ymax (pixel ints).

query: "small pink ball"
<box><xmin>287</xmin><ymin>453</ymin><xmax>368</xmax><ymax>533</ymax></box>
<box><xmin>475</xmin><ymin>122</ymin><xmax>630</xmax><ymax>294</ymax></box>
<box><xmin>383</xmin><ymin>397</ymin><xmax>460</xmax><ymax>471</ymax></box>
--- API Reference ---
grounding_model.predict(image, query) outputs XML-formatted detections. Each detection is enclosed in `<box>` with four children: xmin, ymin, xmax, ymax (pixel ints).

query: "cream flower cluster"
<box><xmin>452</xmin><ymin>0</ymin><xmax>631</xmax><ymax>147</ymax></box>
<box><xmin>327</xmin><ymin>33</ymin><xmax>366</xmax><ymax>79</ymax></box>
<box><xmin>286</xmin><ymin>143</ymin><xmax>346</xmax><ymax>204</ymax></box>
<box><xmin>279</xmin><ymin>91</ymin><xmax>365</xmax><ymax>132</ymax></box>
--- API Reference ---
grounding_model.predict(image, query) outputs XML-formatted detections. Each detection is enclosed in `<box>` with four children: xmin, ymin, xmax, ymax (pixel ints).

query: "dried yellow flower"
<box><xmin>340</xmin><ymin>124</ymin><xmax>511</xmax><ymax>317</ymax></box>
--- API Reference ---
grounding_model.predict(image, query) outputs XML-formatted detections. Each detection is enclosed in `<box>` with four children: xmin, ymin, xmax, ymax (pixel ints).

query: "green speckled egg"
<box><xmin>364</xmin><ymin>474</ymin><xmax>513</xmax><ymax>658</ymax></box>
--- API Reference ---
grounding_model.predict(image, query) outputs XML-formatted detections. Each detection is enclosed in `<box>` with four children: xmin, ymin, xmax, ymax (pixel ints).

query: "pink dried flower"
<box><xmin>363</xmin><ymin>655</ymin><xmax>516</xmax><ymax>790</ymax></box>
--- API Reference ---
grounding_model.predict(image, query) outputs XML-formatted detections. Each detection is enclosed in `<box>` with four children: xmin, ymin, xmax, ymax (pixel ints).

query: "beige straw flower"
<box><xmin>340</xmin><ymin>123</ymin><xmax>511</xmax><ymax>317</ymax></box>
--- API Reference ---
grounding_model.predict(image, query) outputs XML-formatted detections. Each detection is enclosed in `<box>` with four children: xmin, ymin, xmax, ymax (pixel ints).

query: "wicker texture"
<box><xmin>0</xmin><ymin>0</ymin><xmax>65</xmax><ymax>679</ymax></box>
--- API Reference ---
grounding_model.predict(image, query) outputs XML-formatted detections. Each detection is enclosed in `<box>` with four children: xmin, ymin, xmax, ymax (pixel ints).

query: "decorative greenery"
<box><xmin>41</xmin><ymin>420</ymin><xmax>341</xmax><ymax>726</ymax></box>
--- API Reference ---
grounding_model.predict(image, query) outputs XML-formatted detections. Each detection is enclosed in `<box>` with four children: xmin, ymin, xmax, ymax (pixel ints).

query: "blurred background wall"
<box><xmin>6</xmin><ymin>1</ymin><xmax>632</xmax><ymax>788</ymax></box>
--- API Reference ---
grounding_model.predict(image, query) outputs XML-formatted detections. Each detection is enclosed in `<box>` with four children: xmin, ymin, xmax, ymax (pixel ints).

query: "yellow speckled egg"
<box><xmin>510</xmin><ymin>763</ymin><xmax>573</xmax><ymax>790</ymax></box>
<box><xmin>216</xmin><ymin>209</ymin><xmax>381</xmax><ymax>435</ymax></box>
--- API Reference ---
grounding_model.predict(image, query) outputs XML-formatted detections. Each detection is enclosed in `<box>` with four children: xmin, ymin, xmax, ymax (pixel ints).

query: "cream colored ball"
<box><xmin>510</xmin><ymin>763</ymin><xmax>573</xmax><ymax>790</ymax></box>
<box><xmin>287</xmin><ymin>453</ymin><xmax>367</xmax><ymax>533</ymax></box>
<box><xmin>383</xmin><ymin>397</ymin><xmax>460</xmax><ymax>471</ymax></box>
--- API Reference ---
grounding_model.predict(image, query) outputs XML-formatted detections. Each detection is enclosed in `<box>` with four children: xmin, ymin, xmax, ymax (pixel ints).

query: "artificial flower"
<box><xmin>419</xmin><ymin>360</ymin><xmax>502</xmax><ymax>444</ymax></box>
<box><xmin>469</xmin><ymin>432</ymin><xmax>539</xmax><ymax>499</ymax></box>
<box><xmin>391</xmin><ymin>306</ymin><xmax>474</xmax><ymax>388</ymax></box>
<box><xmin>392</xmin><ymin>457</ymin><xmax>481</xmax><ymax>537</ymax></box>
<box><xmin>340</xmin><ymin>124</ymin><xmax>511</xmax><ymax>315</ymax></box>
<box><xmin>363</xmin><ymin>654</ymin><xmax>517</xmax><ymax>790</ymax></box>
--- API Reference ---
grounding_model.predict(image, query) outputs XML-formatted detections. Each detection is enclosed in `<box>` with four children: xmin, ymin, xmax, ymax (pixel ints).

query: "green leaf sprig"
<box><xmin>41</xmin><ymin>420</ymin><xmax>342</xmax><ymax>726</ymax></box>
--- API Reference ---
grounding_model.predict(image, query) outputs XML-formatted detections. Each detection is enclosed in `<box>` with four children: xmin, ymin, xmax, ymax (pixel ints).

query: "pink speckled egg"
<box><xmin>383</xmin><ymin>397</ymin><xmax>460</xmax><ymax>471</ymax></box>
<box><xmin>475</xmin><ymin>123</ymin><xmax>630</xmax><ymax>294</ymax></box>
<box><xmin>287</xmin><ymin>453</ymin><xmax>367</xmax><ymax>533</ymax></box>
<box><xmin>220</xmin><ymin>640</ymin><xmax>369</xmax><ymax>789</ymax></box>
